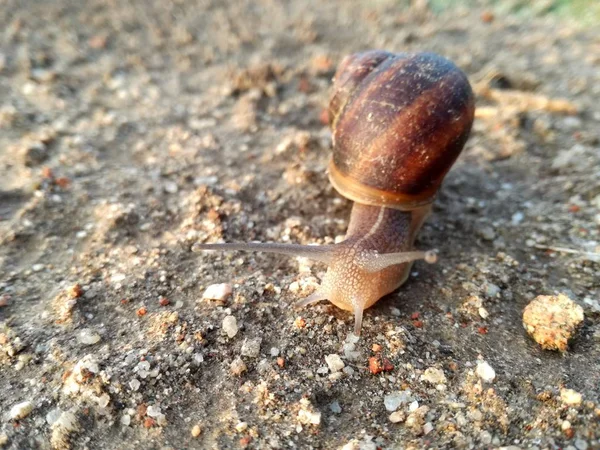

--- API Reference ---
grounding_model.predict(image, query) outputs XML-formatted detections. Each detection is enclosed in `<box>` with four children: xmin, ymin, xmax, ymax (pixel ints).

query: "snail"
<box><xmin>193</xmin><ymin>51</ymin><xmax>475</xmax><ymax>336</ymax></box>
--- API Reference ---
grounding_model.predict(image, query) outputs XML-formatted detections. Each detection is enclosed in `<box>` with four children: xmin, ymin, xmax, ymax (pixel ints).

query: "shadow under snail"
<box><xmin>194</xmin><ymin>50</ymin><xmax>475</xmax><ymax>336</ymax></box>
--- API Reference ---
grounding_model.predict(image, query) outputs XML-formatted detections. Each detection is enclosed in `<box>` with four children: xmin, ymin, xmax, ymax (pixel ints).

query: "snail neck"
<box><xmin>345</xmin><ymin>203</ymin><xmax>430</xmax><ymax>251</ymax></box>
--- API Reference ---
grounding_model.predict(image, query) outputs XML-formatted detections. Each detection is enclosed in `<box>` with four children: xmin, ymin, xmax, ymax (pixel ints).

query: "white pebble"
<box><xmin>420</xmin><ymin>367</ymin><xmax>447</xmax><ymax>385</ymax></box>
<box><xmin>32</xmin><ymin>264</ymin><xmax>45</xmax><ymax>272</ymax></box>
<box><xmin>325</xmin><ymin>354</ymin><xmax>345</xmax><ymax>373</ymax></box>
<box><xmin>409</xmin><ymin>400</ymin><xmax>419</xmax><ymax>412</ymax></box>
<box><xmin>478</xmin><ymin>307</ymin><xmax>490</xmax><ymax>319</ymax></box>
<box><xmin>222</xmin><ymin>315</ymin><xmax>238</xmax><ymax>338</ymax></box>
<box><xmin>476</xmin><ymin>361</ymin><xmax>496</xmax><ymax>382</ymax></box>
<box><xmin>423</xmin><ymin>422</ymin><xmax>434</xmax><ymax>435</ymax></box>
<box><xmin>202</xmin><ymin>283</ymin><xmax>233</xmax><ymax>301</ymax></box>
<box><xmin>77</xmin><ymin>329</ymin><xmax>101</xmax><ymax>345</ymax></box>
<box><xmin>561</xmin><ymin>388</ymin><xmax>582</xmax><ymax>406</ymax></box>
<box><xmin>389</xmin><ymin>411</ymin><xmax>406</xmax><ymax>423</ymax></box>
<box><xmin>121</xmin><ymin>414</ymin><xmax>131</xmax><ymax>426</ymax></box>
<box><xmin>241</xmin><ymin>337</ymin><xmax>262</xmax><ymax>358</ymax></box>
<box><xmin>384</xmin><ymin>392</ymin><xmax>410</xmax><ymax>412</ymax></box>
<box><xmin>270</xmin><ymin>347</ymin><xmax>280</xmax><ymax>357</ymax></box>
<box><xmin>10</xmin><ymin>401</ymin><xmax>33</xmax><ymax>420</ymax></box>
<box><xmin>129</xmin><ymin>378</ymin><xmax>141</xmax><ymax>391</ymax></box>
<box><xmin>46</xmin><ymin>409</ymin><xmax>62</xmax><ymax>425</ymax></box>
<box><xmin>146</xmin><ymin>405</ymin><xmax>161</xmax><ymax>417</ymax></box>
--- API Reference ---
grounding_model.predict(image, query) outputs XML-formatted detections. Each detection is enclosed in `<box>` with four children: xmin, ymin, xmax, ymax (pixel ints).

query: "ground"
<box><xmin>0</xmin><ymin>0</ymin><xmax>599</xmax><ymax>449</ymax></box>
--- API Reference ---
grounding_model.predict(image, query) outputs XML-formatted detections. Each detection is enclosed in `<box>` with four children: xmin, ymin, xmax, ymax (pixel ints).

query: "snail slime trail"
<box><xmin>193</xmin><ymin>51</ymin><xmax>475</xmax><ymax>337</ymax></box>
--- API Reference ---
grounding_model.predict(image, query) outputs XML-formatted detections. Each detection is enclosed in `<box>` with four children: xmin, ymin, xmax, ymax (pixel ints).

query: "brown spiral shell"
<box><xmin>328</xmin><ymin>51</ymin><xmax>475</xmax><ymax>210</ymax></box>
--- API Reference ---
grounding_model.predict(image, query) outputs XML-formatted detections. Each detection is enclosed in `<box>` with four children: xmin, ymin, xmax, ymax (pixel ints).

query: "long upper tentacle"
<box><xmin>358</xmin><ymin>250</ymin><xmax>437</xmax><ymax>273</ymax></box>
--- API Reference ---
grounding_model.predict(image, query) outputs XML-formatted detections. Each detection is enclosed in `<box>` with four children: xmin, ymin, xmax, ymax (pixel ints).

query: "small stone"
<box><xmin>121</xmin><ymin>414</ymin><xmax>131</xmax><ymax>426</ymax></box>
<box><xmin>384</xmin><ymin>392</ymin><xmax>410</xmax><ymax>412</ymax></box>
<box><xmin>46</xmin><ymin>409</ymin><xmax>62</xmax><ymax>425</ymax></box>
<box><xmin>10</xmin><ymin>401</ymin><xmax>33</xmax><ymax>420</ymax></box>
<box><xmin>523</xmin><ymin>294</ymin><xmax>584</xmax><ymax>352</ymax></box>
<box><xmin>241</xmin><ymin>337</ymin><xmax>262</xmax><ymax>358</ymax></box>
<box><xmin>561</xmin><ymin>388</ymin><xmax>583</xmax><ymax>406</ymax></box>
<box><xmin>0</xmin><ymin>433</ymin><xmax>7</xmax><ymax>446</ymax></box>
<box><xmin>477</xmin><ymin>225</ymin><xmax>496</xmax><ymax>241</ymax></box>
<box><xmin>32</xmin><ymin>264</ymin><xmax>45</xmax><ymax>272</ymax></box>
<box><xmin>235</xmin><ymin>422</ymin><xmax>248</xmax><ymax>432</ymax></box>
<box><xmin>478</xmin><ymin>307</ymin><xmax>490</xmax><ymax>319</ymax></box>
<box><xmin>423</xmin><ymin>422</ymin><xmax>434</xmax><ymax>435</ymax></box>
<box><xmin>191</xmin><ymin>424</ymin><xmax>202</xmax><ymax>437</ymax></box>
<box><xmin>77</xmin><ymin>329</ymin><xmax>101</xmax><ymax>345</ymax></box>
<box><xmin>476</xmin><ymin>361</ymin><xmax>496</xmax><ymax>382</ymax></box>
<box><xmin>389</xmin><ymin>411</ymin><xmax>406</xmax><ymax>423</ymax></box>
<box><xmin>164</xmin><ymin>181</ymin><xmax>179</xmax><ymax>194</ymax></box>
<box><xmin>574</xmin><ymin>439</ymin><xmax>589</xmax><ymax>450</ymax></box>
<box><xmin>421</xmin><ymin>367</ymin><xmax>447</xmax><ymax>384</ymax></box>
<box><xmin>222</xmin><ymin>315</ymin><xmax>238</xmax><ymax>338</ymax></box>
<box><xmin>129</xmin><ymin>378</ymin><xmax>141</xmax><ymax>391</ymax></box>
<box><xmin>409</xmin><ymin>400</ymin><xmax>419</xmax><ymax>412</ymax></box>
<box><xmin>480</xmin><ymin>430</ymin><xmax>493</xmax><ymax>444</ymax></box>
<box><xmin>202</xmin><ymin>283</ymin><xmax>233</xmax><ymax>301</ymax></box>
<box><xmin>230</xmin><ymin>357</ymin><xmax>247</xmax><ymax>376</ymax></box>
<box><xmin>329</xmin><ymin>401</ymin><xmax>342</xmax><ymax>414</ymax></box>
<box><xmin>561</xmin><ymin>420</ymin><xmax>572</xmax><ymax>431</ymax></box>
<box><xmin>270</xmin><ymin>347</ymin><xmax>280</xmax><ymax>357</ymax></box>
<box><xmin>146</xmin><ymin>405</ymin><xmax>161</xmax><ymax>417</ymax></box>
<box><xmin>325</xmin><ymin>354</ymin><xmax>345</xmax><ymax>372</ymax></box>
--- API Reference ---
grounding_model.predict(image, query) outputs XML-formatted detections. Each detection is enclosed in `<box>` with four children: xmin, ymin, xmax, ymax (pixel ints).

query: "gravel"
<box><xmin>0</xmin><ymin>1</ymin><xmax>598</xmax><ymax>449</ymax></box>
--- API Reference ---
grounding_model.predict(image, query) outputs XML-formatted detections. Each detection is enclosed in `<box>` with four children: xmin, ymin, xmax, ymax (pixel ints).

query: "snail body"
<box><xmin>194</xmin><ymin>51</ymin><xmax>475</xmax><ymax>336</ymax></box>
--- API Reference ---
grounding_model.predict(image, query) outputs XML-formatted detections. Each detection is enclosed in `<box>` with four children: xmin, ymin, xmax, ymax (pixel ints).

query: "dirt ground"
<box><xmin>1</xmin><ymin>0</ymin><xmax>599</xmax><ymax>449</ymax></box>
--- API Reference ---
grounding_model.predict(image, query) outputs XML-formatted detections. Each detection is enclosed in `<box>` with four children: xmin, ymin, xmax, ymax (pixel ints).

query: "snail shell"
<box><xmin>328</xmin><ymin>51</ymin><xmax>475</xmax><ymax>210</ymax></box>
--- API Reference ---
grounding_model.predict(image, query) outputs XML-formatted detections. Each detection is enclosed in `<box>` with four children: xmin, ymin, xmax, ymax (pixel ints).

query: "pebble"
<box><xmin>574</xmin><ymin>439</ymin><xmax>588</xmax><ymax>450</ymax></box>
<box><xmin>423</xmin><ymin>422</ymin><xmax>434</xmax><ymax>435</ymax></box>
<box><xmin>478</xmin><ymin>307</ymin><xmax>490</xmax><ymax>319</ymax></box>
<box><xmin>421</xmin><ymin>367</ymin><xmax>447</xmax><ymax>384</ymax></box>
<box><xmin>32</xmin><ymin>264</ymin><xmax>45</xmax><ymax>272</ymax></box>
<box><xmin>146</xmin><ymin>405</ymin><xmax>161</xmax><ymax>417</ymax></box>
<box><xmin>121</xmin><ymin>414</ymin><xmax>131</xmax><ymax>426</ymax></box>
<box><xmin>129</xmin><ymin>378</ymin><xmax>141</xmax><ymax>391</ymax></box>
<box><xmin>241</xmin><ymin>337</ymin><xmax>262</xmax><ymax>358</ymax></box>
<box><xmin>230</xmin><ymin>357</ymin><xmax>247</xmax><ymax>376</ymax></box>
<box><xmin>10</xmin><ymin>401</ymin><xmax>33</xmax><ymax>420</ymax></box>
<box><xmin>560</xmin><ymin>388</ymin><xmax>583</xmax><ymax>406</ymax></box>
<box><xmin>389</xmin><ymin>411</ymin><xmax>406</xmax><ymax>423</ymax></box>
<box><xmin>325</xmin><ymin>354</ymin><xmax>345</xmax><ymax>372</ymax></box>
<box><xmin>235</xmin><ymin>422</ymin><xmax>248</xmax><ymax>432</ymax></box>
<box><xmin>476</xmin><ymin>361</ymin><xmax>496</xmax><ymax>382</ymax></box>
<box><xmin>477</xmin><ymin>225</ymin><xmax>496</xmax><ymax>241</ymax></box>
<box><xmin>191</xmin><ymin>424</ymin><xmax>201</xmax><ymax>437</ymax></box>
<box><xmin>202</xmin><ymin>283</ymin><xmax>233</xmax><ymax>301</ymax></box>
<box><xmin>329</xmin><ymin>401</ymin><xmax>342</xmax><ymax>414</ymax></box>
<box><xmin>270</xmin><ymin>347</ymin><xmax>280</xmax><ymax>357</ymax></box>
<box><xmin>222</xmin><ymin>315</ymin><xmax>238</xmax><ymax>338</ymax></box>
<box><xmin>480</xmin><ymin>430</ymin><xmax>493</xmax><ymax>444</ymax></box>
<box><xmin>484</xmin><ymin>282</ymin><xmax>501</xmax><ymax>298</ymax></box>
<box><xmin>46</xmin><ymin>409</ymin><xmax>62</xmax><ymax>425</ymax></box>
<box><xmin>77</xmin><ymin>329</ymin><xmax>101</xmax><ymax>345</ymax></box>
<box><xmin>523</xmin><ymin>294</ymin><xmax>584</xmax><ymax>352</ymax></box>
<box><xmin>384</xmin><ymin>392</ymin><xmax>411</xmax><ymax>412</ymax></box>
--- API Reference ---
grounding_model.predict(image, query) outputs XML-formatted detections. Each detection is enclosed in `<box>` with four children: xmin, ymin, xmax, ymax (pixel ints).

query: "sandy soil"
<box><xmin>1</xmin><ymin>0</ymin><xmax>599</xmax><ymax>449</ymax></box>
